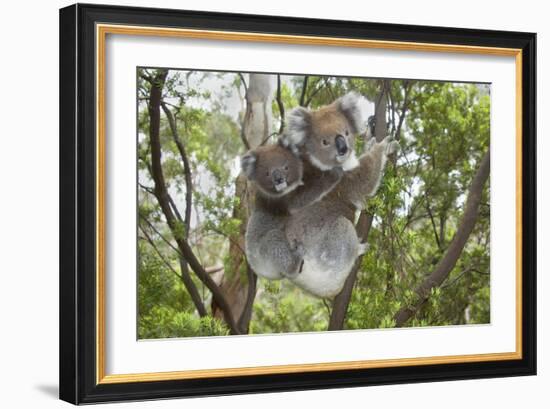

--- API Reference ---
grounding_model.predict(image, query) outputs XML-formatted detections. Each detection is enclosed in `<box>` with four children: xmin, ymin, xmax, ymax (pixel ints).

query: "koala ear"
<box><xmin>281</xmin><ymin>106</ymin><xmax>311</xmax><ymax>147</ymax></box>
<box><xmin>240</xmin><ymin>151</ymin><xmax>257</xmax><ymax>180</ymax></box>
<box><xmin>337</xmin><ymin>91</ymin><xmax>369</xmax><ymax>134</ymax></box>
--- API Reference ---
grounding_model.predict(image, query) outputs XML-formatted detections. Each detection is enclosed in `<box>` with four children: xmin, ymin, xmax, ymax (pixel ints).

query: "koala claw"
<box><xmin>283</xmin><ymin>258</ymin><xmax>304</xmax><ymax>279</ymax></box>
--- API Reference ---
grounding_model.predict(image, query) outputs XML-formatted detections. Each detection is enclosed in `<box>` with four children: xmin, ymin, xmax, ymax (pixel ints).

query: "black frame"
<box><xmin>59</xmin><ymin>3</ymin><xmax>537</xmax><ymax>404</ymax></box>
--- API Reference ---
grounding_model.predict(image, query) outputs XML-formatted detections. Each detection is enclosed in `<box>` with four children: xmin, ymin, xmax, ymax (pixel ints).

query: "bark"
<box><xmin>394</xmin><ymin>151</ymin><xmax>490</xmax><ymax>327</ymax></box>
<box><xmin>328</xmin><ymin>83</ymin><xmax>388</xmax><ymax>330</ymax></box>
<box><xmin>146</xmin><ymin>70</ymin><xmax>240</xmax><ymax>334</ymax></box>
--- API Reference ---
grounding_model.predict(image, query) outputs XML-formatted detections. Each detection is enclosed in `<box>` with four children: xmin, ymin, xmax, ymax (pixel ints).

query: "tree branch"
<box><xmin>160</xmin><ymin>100</ymin><xmax>200</xmax><ymax>318</ymax></box>
<box><xmin>237</xmin><ymin>264</ymin><xmax>257</xmax><ymax>334</ymax></box>
<box><xmin>140</xmin><ymin>214</ymin><xmax>181</xmax><ymax>256</ymax></box>
<box><xmin>238</xmin><ymin>73</ymin><xmax>248</xmax><ymax>96</ymax></box>
<box><xmin>276</xmin><ymin>74</ymin><xmax>285</xmax><ymax>134</ymax></box>
<box><xmin>299</xmin><ymin>75</ymin><xmax>309</xmax><ymax>107</ymax></box>
<box><xmin>304</xmin><ymin>77</ymin><xmax>330</xmax><ymax>107</ymax></box>
<box><xmin>394</xmin><ymin>81</ymin><xmax>412</xmax><ymax>140</ymax></box>
<box><xmin>425</xmin><ymin>200</ymin><xmax>442</xmax><ymax>250</ymax></box>
<box><xmin>394</xmin><ymin>151</ymin><xmax>490</xmax><ymax>327</ymax></box>
<box><xmin>160</xmin><ymin>101</ymin><xmax>192</xmax><ymax>236</ymax></box>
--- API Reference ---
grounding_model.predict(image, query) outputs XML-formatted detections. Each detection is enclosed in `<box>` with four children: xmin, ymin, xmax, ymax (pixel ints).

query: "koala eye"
<box><xmin>345</xmin><ymin>130</ymin><xmax>349</xmax><ymax>136</ymax></box>
<box><xmin>265</xmin><ymin>171</ymin><xmax>270</xmax><ymax>176</ymax></box>
<box><xmin>322</xmin><ymin>139</ymin><xmax>330</xmax><ymax>146</ymax></box>
<box><xmin>284</xmin><ymin>165</ymin><xmax>289</xmax><ymax>171</ymax></box>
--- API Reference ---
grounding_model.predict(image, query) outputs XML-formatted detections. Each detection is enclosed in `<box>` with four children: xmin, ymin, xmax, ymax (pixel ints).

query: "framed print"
<box><xmin>59</xmin><ymin>3</ymin><xmax>536</xmax><ymax>404</ymax></box>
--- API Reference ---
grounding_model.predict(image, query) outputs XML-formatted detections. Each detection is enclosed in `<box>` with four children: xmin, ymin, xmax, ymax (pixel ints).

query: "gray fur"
<box><xmin>282</xmin><ymin>106</ymin><xmax>311</xmax><ymax>146</ymax></box>
<box><xmin>245</xmin><ymin>208</ymin><xmax>304</xmax><ymax>280</ymax></box>
<box><xmin>242</xmin><ymin>144</ymin><xmax>343</xmax><ymax>280</ymax></box>
<box><xmin>337</xmin><ymin>91</ymin><xmax>369</xmax><ymax>134</ymax></box>
<box><xmin>240</xmin><ymin>151</ymin><xmax>257</xmax><ymax>180</ymax></box>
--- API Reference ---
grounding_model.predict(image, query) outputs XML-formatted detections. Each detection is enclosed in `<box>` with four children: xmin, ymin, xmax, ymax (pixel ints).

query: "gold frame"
<box><xmin>95</xmin><ymin>23</ymin><xmax>523</xmax><ymax>385</ymax></box>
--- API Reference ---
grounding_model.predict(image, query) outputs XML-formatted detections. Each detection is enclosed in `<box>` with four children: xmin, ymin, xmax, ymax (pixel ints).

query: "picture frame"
<box><xmin>59</xmin><ymin>3</ymin><xmax>536</xmax><ymax>404</ymax></box>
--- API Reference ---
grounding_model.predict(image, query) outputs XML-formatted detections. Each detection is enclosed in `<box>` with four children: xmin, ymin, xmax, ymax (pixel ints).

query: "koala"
<box><xmin>280</xmin><ymin>92</ymin><xmax>399</xmax><ymax>298</ymax></box>
<box><xmin>241</xmin><ymin>143</ymin><xmax>343</xmax><ymax>281</ymax></box>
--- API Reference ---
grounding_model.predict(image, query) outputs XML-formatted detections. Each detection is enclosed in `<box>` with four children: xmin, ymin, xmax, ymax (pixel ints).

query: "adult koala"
<box><xmin>280</xmin><ymin>92</ymin><xmax>399</xmax><ymax>298</ymax></box>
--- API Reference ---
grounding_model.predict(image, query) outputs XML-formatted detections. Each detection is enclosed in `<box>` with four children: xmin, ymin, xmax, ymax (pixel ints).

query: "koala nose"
<box><xmin>272</xmin><ymin>169</ymin><xmax>285</xmax><ymax>184</ymax></box>
<box><xmin>335</xmin><ymin>134</ymin><xmax>348</xmax><ymax>155</ymax></box>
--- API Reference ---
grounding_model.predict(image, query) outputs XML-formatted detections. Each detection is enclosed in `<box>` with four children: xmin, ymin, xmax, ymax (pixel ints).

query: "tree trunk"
<box><xmin>212</xmin><ymin>74</ymin><xmax>274</xmax><ymax>333</ymax></box>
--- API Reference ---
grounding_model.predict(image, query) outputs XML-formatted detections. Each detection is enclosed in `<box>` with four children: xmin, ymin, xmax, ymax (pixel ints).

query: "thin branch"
<box><xmin>205</xmin><ymin>265</ymin><xmax>224</xmax><ymax>275</ymax></box>
<box><xmin>259</xmin><ymin>131</ymin><xmax>279</xmax><ymax>147</ymax></box>
<box><xmin>168</xmin><ymin>194</ymin><xmax>184</xmax><ymax>226</ymax></box>
<box><xmin>139</xmin><ymin>72</ymin><xmax>153</xmax><ymax>83</ymax></box>
<box><xmin>238</xmin><ymin>73</ymin><xmax>248</xmax><ymax>96</ymax></box>
<box><xmin>304</xmin><ymin>77</ymin><xmax>330</xmax><ymax>107</ymax></box>
<box><xmin>239</xmin><ymin>127</ymin><xmax>251</xmax><ymax>150</ymax></box>
<box><xmin>276</xmin><ymin>74</ymin><xmax>285</xmax><ymax>134</ymax></box>
<box><xmin>138</xmin><ymin>182</ymin><xmax>155</xmax><ymax>196</ymax></box>
<box><xmin>395</xmin><ymin>81</ymin><xmax>413</xmax><ymax>141</ymax></box>
<box><xmin>160</xmin><ymin>100</ymin><xmax>197</xmax><ymax>298</ymax></box>
<box><xmin>237</xmin><ymin>74</ymin><xmax>252</xmax><ymax>150</ymax></box>
<box><xmin>138</xmin><ymin>232</ymin><xmax>181</xmax><ymax>281</ymax></box>
<box><xmin>441</xmin><ymin>267</ymin><xmax>490</xmax><ymax>289</ymax></box>
<box><xmin>425</xmin><ymin>200</ymin><xmax>442</xmax><ymax>250</ymax></box>
<box><xmin>162</xmin><ymin>100</ymin><xmax>180</xmax><ymax>110</ymax></box>
<box><xmin>160</xmin><ymin>101</ymin><xmax>192</xmax><ymax>235</ymax></box>
<box><xmin>299</xmin><ymin>75</ymin><xmax>309</xmax><ymax>107</ymax></box>
<box><xmin>140</xmin><ymin>214</ymin><xmax>181</xmax><ymax>256</ymax></box>
<box><xmin>209</xmin><ymin>227</ymin><xmax>247</xmax><ymax>256</ymax></box>
<box><xmin>325</xmin><ymin>78</ymin><xmax>336</xmax><ymax>100</ymax></box>
<box><xmin>387</xmin><ymin>86</ymin><xmax>396</xmax><ymax>136</ymax></box>
<box><xmin>139</xmin><ymin>227</ymin><xmax>208</xmax><ymax>317</ymax></box>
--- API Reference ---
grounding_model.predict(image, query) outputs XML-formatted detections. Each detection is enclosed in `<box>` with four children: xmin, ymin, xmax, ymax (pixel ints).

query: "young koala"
<box><xmin>241</xmin><ymin>142</ymin><xmax>343</xmax><ymax>281</ymax></box>
<box><xmin>280</xmin><ymin>92</ymin><xmax>400</xmax><ymax>298</ymax></box>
